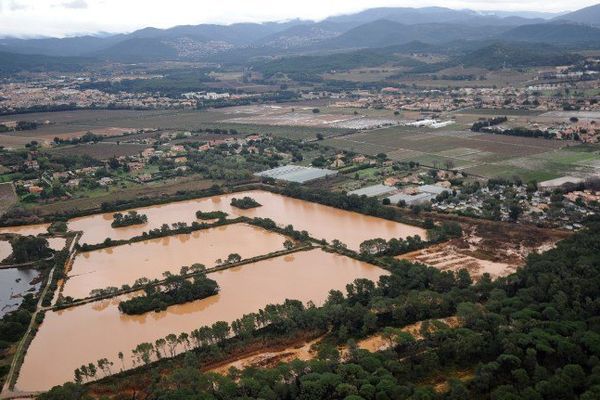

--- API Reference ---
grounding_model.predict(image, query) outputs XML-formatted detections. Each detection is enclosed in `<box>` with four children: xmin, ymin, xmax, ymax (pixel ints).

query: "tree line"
<box><xmin>118</xmin><ymin>271</ymin><xmax>219</xmax><ymax>315</ymax></box>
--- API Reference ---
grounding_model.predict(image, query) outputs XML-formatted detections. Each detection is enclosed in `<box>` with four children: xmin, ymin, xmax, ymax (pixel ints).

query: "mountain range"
<box><xmin>0</xmin><ymin>4</ymin><xmax>598</xmax><ymax>65</ymax></box>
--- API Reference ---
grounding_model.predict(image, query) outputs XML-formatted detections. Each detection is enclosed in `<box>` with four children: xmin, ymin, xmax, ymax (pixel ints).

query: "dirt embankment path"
<box><xmin>207</xmin><ymin>317</ymin><xmax>460</xmax><ymax>376</ymax></box>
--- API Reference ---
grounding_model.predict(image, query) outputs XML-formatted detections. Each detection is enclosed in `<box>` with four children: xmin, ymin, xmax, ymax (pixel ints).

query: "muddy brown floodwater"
<box><xmin>61</xmin><ymin>223</ymin><xmax>288</xmax><ymax>300</ymax></box>
<box><xmin>0</xmin><ymin>240</ymin><xmax>11</xmax><ymax>262</ymax></box>
<box><xmin>69</xmin><ymin>190</ymin><xmax>426</xmax><ymax>250</ymax></box>
<box><xmin>47</xmin><ymin>237</ymin><xmax>67</xmax><ymax>251</ymax></box>
<box><xmin>0</xmin><ymin>223</ymin><xmax>49</xmax><ymax>237</ymax></box>
<box><xmin>15</xmin><ymin>249</ymin><xmax>388</xmax><ymax>392</ymax></box>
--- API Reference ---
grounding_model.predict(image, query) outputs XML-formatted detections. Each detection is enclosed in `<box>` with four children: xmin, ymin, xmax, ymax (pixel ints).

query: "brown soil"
<box><xmin>399</xmin><ymin>218</ymin><xmax>567</xmax><ymax>280</ymax></box>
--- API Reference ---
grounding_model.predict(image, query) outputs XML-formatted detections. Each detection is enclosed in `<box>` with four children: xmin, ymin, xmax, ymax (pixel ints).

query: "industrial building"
<box><xmin>348</xmin><ymin>184</ymin><xmax>397</xmax><ymax>197</ymax></box>
<box><xmin>254</xmin><ymin>165</ymin><xmax>338</xmax><ymax>184</ymax></box>
<box><xmin>386</xmin><ymin>184</ymin><xmax>451</xmax><ymax>206</ymax></box>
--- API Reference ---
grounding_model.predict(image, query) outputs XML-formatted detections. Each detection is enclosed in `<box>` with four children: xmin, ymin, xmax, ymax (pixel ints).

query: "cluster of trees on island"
<box><xmin>118</xmin><ymin>271</ymin><xmax>219</xmax><ymax>315</ymax></box>
<box><xmin>110</xmin><ymin>211</ymin><xmax>148</xmax><ymax>228</ymax></box>
<box><xmin>41</xmin><ymin>218</ymin><xmax>600</xmax><ymax>400</ymax></box>
<box><xmin>195</xmin><ymin>210</ymin><xmax>228</xmax><ymax>221</ymax></box>
<box><xmin>8</xmin><ymin>235</ymin><xmax>53</xmax><ymax>264</ymax></box>
<box><xmin>230</xmin><ymin>196</ymin><xmax>262</xmax><ymax>210</ymax></box>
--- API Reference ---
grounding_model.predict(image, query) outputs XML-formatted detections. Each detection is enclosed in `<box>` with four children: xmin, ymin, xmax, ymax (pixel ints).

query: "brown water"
<box><xmin>61</xmin><ymin>224</ymin><xmax>288</xmax><ymax>300</ymax></box>
<box><xmin>0</xmin><ymin>223</ymin><xmax>49</xmax><ymax>236</ymax></box>
<box><xmin>47</xmin><ymin>237</ymin><xmax>67</xmax><ymax>251</ymax></box>
<box><xmin>16</xmin><ymin>249</ymin><xmax>388</xmax><ymax>391</ymax></box>
<box><xmin>69</xmin><ymin>190</ymin><xmax>426</xmax><ymax>250</ymax></box>
<box><xmin>0</xmin><ymin>240</ymin><xmax>11</xmax><ymax>262</ymax></box>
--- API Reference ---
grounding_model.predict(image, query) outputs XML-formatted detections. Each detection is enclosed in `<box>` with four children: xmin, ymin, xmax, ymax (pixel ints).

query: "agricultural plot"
<box><xmin>0</xmin><ymin>183</ymin><xmax>16</xmax><ymax>216</ymax></box>
<box><xmin>1</xmin><ymin>109</ymin><xmax>347</xmax><ymax>141</ymax></box>
<box><xmin>324</xmin><ymin>125</ymin><xmax>582</xmax><ymax>180</ymax></box>
<box><xmin>50</xmin><ymin>143</ymin><xmax>148</xmax><ymax>159</ymax></box>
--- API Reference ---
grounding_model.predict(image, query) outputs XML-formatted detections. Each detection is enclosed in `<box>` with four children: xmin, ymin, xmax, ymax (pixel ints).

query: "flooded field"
<box><xmin>0</xmin><ymin>223</ymin><xmax>49</xmax><ymax>237</ymax></box>
<box><xmin>0</xmin><ymin>268</ymin><xmax>40</xmax><ymax>317</ymax></box>
<box><xmin>61</xmin><ymin>223</ymin><xmax>288</xmax><ymax>300</ymax></box>
<box><xmin>0</xmin><ymin>240</ymin><xmax>11</xmax><ymax>262</ymax></box>
<box><xmin>47</xmin><ymin>237</ymin><xmax>67</xmax><ymax>251</ymax></box>
<box><xmin>69</xmin><ymin>190</ymin><xmax>426</xmax><ymax>250</ymax></box>
<box><xmin>16</xmin><ymin>249</ymin><xmax>388</xmax><ymax>391</ymax></box>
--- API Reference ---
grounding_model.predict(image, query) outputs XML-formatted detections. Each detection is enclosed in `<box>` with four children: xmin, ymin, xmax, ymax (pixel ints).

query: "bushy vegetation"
<box><xmin>195</xmin><ymin>210</ymin><xmax>228</xmax><ymax>221</ymax></box>
<box><xmin>9</xmin><ymin>235</ymin><xmax>52</xmax><ymax>263</ymax></box>
<box><xmin>118</xmin><ymin>272</ymin><xmax>219</xmax><ymax>315</ymax></box>
<box><xmin>230</xmin><ymin>196</ymin><xmax>262</xmax><ymax>209</ymax></box>
<box><xmin>470</xmin><ymin>116</ymin><xmax>508</xmax><ymax>132</ymax></box>
<box><xmin>110</xmin><ymin>211</ymin><xmax>148</xmax><ymax>228</ymax></box>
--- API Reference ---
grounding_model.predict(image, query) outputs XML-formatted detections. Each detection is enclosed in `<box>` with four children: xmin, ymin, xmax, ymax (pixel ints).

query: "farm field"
<box><xmin>0</xmin><ymin>108</ymin><xmax>348</xmax><ymax>145</ymax></box>
<box><xmin>50</xmin><ymin>142</ymin><xmax>149</xmax><ymax>159</ymax></box>
<box><xmin>23</xmin><ymin>177</ymin><xmax>219</xmax><ymax>216</ymax></box>
<box><xmin>0</xmin><ymin>183</ymin><xmax>16</xmax><ymax>216</ymax></box>
<box><xmin>322</xmin><ymin>125</ymin><xmax>589</xmax><ymax>180</ymax></box>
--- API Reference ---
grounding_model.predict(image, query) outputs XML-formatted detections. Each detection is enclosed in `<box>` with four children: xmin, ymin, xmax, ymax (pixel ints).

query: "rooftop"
<box><xmin>254</xmin><ymin>165</ymin><xmax>337</xmax><ymax>184</ymax></box>
<box><xmin>348</xmin><ymin>184</ymin><xmax>397</xmax><ymax>198</ymax></box>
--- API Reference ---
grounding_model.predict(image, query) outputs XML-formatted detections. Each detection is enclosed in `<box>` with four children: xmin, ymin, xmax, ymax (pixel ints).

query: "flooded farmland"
<box><xmin>16</xmin><ymin>249</ymin><xmax>388</xmax><ymax>392</ymax></box>
<box><xmin>0</xmin><ymin>240</ymin><xmax>11</xmax><ymax>262</ymax></box>
<box><xmin>0</xmin><ymin>268</ymin><xmax>40</xmax><ymax>317</ymax></box>
<box><xmin>69</xmin><ymin>190</ymin><xmax>426</xmax><ymax>250</ymax></box>
<box><xmin>61</xmin><ymin>223</ymin><xmax>288</xmax><ymax>300</ymax></box>
<box><xmin>0</xmin><ymin>223</ymin><xmax>49</xmax><ymax>237</ymax></box>
<box><xmin>47</xmin><ymin>237</ymin><xmax>67</xmax><ymax>251</ymax></box>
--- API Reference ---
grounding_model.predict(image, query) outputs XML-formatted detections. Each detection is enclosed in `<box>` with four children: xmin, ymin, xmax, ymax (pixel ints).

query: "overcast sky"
<box><xmin>0</xmin><ymin>0</ymin><xmax>597</xmax><ymax>38</ymax></box>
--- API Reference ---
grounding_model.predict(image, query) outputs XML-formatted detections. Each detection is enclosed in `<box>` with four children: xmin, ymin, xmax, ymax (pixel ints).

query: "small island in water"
<box><xmin>230</xmin><ymin>196</ymin><xmax>262</xmax><ymax>209</ymax></box>
<box><xmin>195</xmin><ymin>210</ymin><xmax>228</xmax><ymax>221</ymax></box>
<box><xmin>118</xmin><ymin>273</ymin><xmax>219</xmax><ymax>315</ymax></box>
<box><xmin>111</xmin><ymin>211</ymin><xmax>148</xmax><ymax>228</ymax></box>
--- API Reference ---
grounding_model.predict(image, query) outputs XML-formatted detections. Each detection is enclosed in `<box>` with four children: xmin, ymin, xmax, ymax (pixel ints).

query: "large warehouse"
<box><xmin>254</xmin><ymin>165</ymin><xmax>338</xmax><ymax>184</ymax></box>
